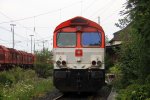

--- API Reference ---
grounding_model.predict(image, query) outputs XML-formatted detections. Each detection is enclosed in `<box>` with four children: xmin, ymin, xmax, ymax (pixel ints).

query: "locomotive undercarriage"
<box><xmin>0</xmin><ymin>64</ymin><xmax>34</xmax><ymax>71</ymax></box>
<box><xmin>53</xmin><ymin>69</ymin><xmax>105</xmax><ymax>92</ymax></box>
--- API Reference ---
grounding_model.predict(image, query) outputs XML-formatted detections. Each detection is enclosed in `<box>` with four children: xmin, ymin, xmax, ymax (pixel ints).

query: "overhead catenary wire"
<box><xmin>0</xmin><ymin>1</ymin><xmax>81</xmax><ymax>24</ymax></box>
<box><xmin>0</xmin><ymin>0</ymin><xmax>119</xmax><ymax>31</ymax></box>
<box><xmin>0</xmin><ymin>9</ymin><xmax>54</xmax><ymax>51</ymax></box>
<box><xmin>82</xmin><ymin>0</ymin><xmax>99</xmax><ymax>14</ymax></box>
<box><xmin>0</xmin><ymin>10</ymin><xmax>40</xmax><ymax>43</ymax></box>
<box><xmin>0</xmin><ymin>25</ymin><xmax>28</xmax><ymax>40</ymax></box>
<box><xmin>86</xmin><ymin>0</ymin><xmax>124</xmax><ymax>29</ymax></box>
<box><xmin>88</xmin><ymin>0</ymin><xmax>114</xmax><ymax>18</ymax></box>
<box><xmin>93</xmin><ymin>9</ymin><xmax>120</xmax><ymax>22</ymax></box>
<box><xmin>91</xmin><ymin>1</ymin><xmax>125</xmax><ymax>26</ymax></box>
<box><xmin>0</xmin><ymin>1</ymin><xmax>83</xmax><ymax>47</ymax></box>
<box><xmin>0</xmin><ymin>0</ymin><xmax>125</xmax><ymax>51</ymax></box>
<box><xmin>0</xmin><ymin>9</ymin><xmax>59</xmax><ymax>24</ymax></box>
<box><xmin>0</xmin><ymin>0</ymin><xmax>124</xmax><ymax>27</ymax></box>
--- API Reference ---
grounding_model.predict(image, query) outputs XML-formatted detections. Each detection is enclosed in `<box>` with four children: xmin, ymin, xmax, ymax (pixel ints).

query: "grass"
<box><xmin>0</xmin><ymin>67</ymin><xmax>54</xmax><ymax>100</ymax></box>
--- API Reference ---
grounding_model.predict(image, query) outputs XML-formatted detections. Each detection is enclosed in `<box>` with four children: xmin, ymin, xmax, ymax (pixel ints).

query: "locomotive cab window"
<box><xmin>57</xmin><ymin>32</ymin><xmax>76</xmax><ymax>47</ymax></box>
<box><xmin>82</xmin><ymin>32</ymin><xmax>101</xmax><ymax>47</ymax></box>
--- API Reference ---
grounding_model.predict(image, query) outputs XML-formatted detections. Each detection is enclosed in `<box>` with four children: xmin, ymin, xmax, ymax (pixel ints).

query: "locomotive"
<box><xmin>53</xmin><ymin>16</ymin><xmax>105</xmax><ymax>92</ymax></box>
<box><xmin>0</xmin><ymin>45</ymin><xmax>35</xmax><ymax>70</ymax></box>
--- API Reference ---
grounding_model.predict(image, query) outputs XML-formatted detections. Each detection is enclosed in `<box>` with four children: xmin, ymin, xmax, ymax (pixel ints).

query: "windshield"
<box><xmin>57</xmin><ymin>32</ymin><xmax>76</xmax><ymax>47</ymax></box>
<box><xmin>82</xmin><ymin>32</ymin><xmax>101</xmax><ymax>46</ymax></box>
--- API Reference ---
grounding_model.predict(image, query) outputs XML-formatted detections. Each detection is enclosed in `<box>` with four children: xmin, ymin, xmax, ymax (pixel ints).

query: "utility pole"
<box><xmin>34</xmin><ymin>39</ymin><xmax>35</xmax><ymax>53</ymax></box>
<box><xmin>30</xmin><ymin>35</ymin><xmax>34</xmax><ymax>53</ymax></box>
<box><xmin>98</xmin><ymin>16</ymin><xmax>100</xmax><ymax>25</ymax></box>
<box><xmin>10</xmin><ymin>24</ymin><xmax>16</xmax><ymax>49</ymax></box>
<box><xmin>42</xmin><ymin>40</ymin><xmax>48</xmax><ymax>51</ymax></box>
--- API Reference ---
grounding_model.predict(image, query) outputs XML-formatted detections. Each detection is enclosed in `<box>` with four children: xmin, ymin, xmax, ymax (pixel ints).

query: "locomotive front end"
<box><xmin>53</xmin><ymin>17</ymin><xmax>105</xmax><ymax>92</ymax></box>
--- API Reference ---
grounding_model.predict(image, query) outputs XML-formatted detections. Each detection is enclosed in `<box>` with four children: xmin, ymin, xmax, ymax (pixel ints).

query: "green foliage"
<box><xmin>109</xmin><ymin>64</ymin><xmax>123</xmax><ymax>90</ymax></box>
<box><xmin>0</xmin><ymin>95</ymin><xmax>2</xmax><ymax>100</ymax></box>
<box><xmin>9</xmin><ymin>67</ymin><xmax>25</xmax><ymax>83</ymax></box>
<box><xmin>0</xmin><ymin>72</ymin><xmax>13</xmax><ymax>87</ymax></box>
<box><xmin>35</xmin><ymin>48</ymin><xmax>53</xmax><ymax>64</ymax></box>
<box><xmin>105</xmin><ymin>53</ymin><xmax>114</xmax><ymax>71</ymax></box>
<box><xmin>115</xmin><ymin>27</ymin><xmax>150</xmax><ymax>100</ymax></box>
<box><xmin>146</xmin><ymin>75</ymin><xmax>150</xmax><ymax>84</ymax></box>
<box><xmin>0</xmin><ymin>67</ymin><xmax>53</xmax><ymax>100</ymax></box>
<box><xmin>123</xmin><ymin>0</ymin><xmax>150</xmax><ymax>69</ymax></box>
<box><xmin>116</xmin><ymin>84</ymin><xmax>150</xmax><ymax>100</ymax></box>
<box><xmin>32</xmin><ymin>78</ymin><xmax>53</xmax><ymax>99</ymax></box>
<box><xmin>109</xmin><ymin>64</ymin><xmax>121</xmax><ymax>75</ymax></box>
<box><xmin>34</xmin><ymin>48</ymin><xmax>53</xmax><ymax>78</ymax></box>
<box><xmin>118</xmin><ymin>33</ymin><xmax>148</xmax><ymax>87</ymax></box>
<box><xmin>35</xmin><ymin>63</ymin><xmax>53</xmax><ymax>78</ymax></box>
<box><xmin>114</xmin><ymin>0</ymin><xmax>150</xmax><ymax>99</ymax></box>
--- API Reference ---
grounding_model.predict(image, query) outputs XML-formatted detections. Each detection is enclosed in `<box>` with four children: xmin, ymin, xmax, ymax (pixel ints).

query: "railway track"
<box><xmin>53</xmin><ymin>93</ymin><xmax>106</xmax><ymax>100</ymax></box>
<box><xmin>51</xmin><ymin>85</ymin><xmax>112</xmax><ymax>100</ymax></box>
<box><xmin>53</xmin><ymin>94</ymin><xmax>64</xmax><ymax>100</ymax></box>
<box><xmin>33</xmin><ymin>89</ymin><xmax>63</xmax><ymax>100</ymax></box>
<box><xmin>35</xmin><ymin>85</ymin><xmax>112</xmax><ymax>100</ymax></box>
<box><xmin>53</xmin><ymin>94</ymin><xmax>89</xmax><ymax>100</ymax></box>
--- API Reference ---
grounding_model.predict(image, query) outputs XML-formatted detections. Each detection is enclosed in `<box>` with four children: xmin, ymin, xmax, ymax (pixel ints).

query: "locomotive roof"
<box><xmin>54</xmin><ymin>16</ymin><xmax>104</xmax><ymax>32</ymax></box>
<box><xmin>0</xmin><ymin>45</ymin><xmax>9</xmax><ymax>51</ymax></box>
<box><xmin>7</xmin><ymin>48</ymin><xmax>20</xmax><ymax>54</ymax></box>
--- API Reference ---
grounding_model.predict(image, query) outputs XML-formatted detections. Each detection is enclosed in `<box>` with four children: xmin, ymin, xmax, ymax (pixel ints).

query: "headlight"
<box><xmin>97</xmin><ymin>61</ymin><xmax>102</xmax><ymax>66</ymax></box>
<box><xmin>56</xmin><ymin>60</ymin><xmax>61</xmax><ymax>66</ymax></box>
<box><xmin>62</xmin><ymin>60</ymin><xmax>66</xmax><ymax>66</ymax></box>
<box><xmin>92</xmin><ymin>60</ymin><xmax>96</xmax><ymax>66</ymax></box>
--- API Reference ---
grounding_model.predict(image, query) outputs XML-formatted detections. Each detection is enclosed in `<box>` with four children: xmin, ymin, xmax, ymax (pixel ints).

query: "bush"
<box><xmin>105</xmin><ymin>54</ymin><xmax>114</xmax><ymax>71</ymax></box>
<box><xmin>109</xmin><ymin>64</ymin><xmax>123</xmax><ymax>90</ymax></box>
<box><xmin>9</xmin><ymin>67</ymin><xmax>25</xmax><ymax>83</ymax></box>
<box><xmin>34</xmin><ymin>48</ymin><xmax>53</xmax><ymax>78</ymax></box>
<box><xmin>0</xmin><ymin>72</ymin><xmax>13</xmax><ymax>87</ymax></box>
<box><xmin>0</xmin><ymin>87</ymin><xmax>3</xmax><ymax>100</ymax></box>
<box><xmin>146</xmin><ymin>75</ymin><xmax>150</xmax><ymax>84</ymax></box>
<box><xmin>0</xmin><ymin>67</ymin><xmax>53</xmax><ymax>100</ymax></box>
<box><xmin>34</xmin><ymin>63</ymin><xmax>53</xmax><ymax>78</ymax></box>
<box><xmin>116</xmin><ymin>84</ymin><xmax>150</xmax><ymax>100</ymax></box>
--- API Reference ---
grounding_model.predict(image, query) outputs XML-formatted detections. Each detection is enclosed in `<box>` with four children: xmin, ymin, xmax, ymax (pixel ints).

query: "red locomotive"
<box><xmin>53</xmin><ymin>16</ymin><xmax>105</xmax><ymax>92</ymax></box>
<box><xmin>0</xmin><ymin>45</ymin><xmax>35</xmax><ymax>70</ymax></box>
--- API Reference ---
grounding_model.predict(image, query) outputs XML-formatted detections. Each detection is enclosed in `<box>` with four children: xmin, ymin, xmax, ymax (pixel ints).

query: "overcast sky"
<box><xmin>0</xmin><ymin>0</ymin><xmax>126</xmax><ymax>52</ymax></box>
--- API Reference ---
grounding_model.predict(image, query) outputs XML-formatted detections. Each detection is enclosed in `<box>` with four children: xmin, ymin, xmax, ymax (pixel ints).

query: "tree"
<box><xmin>115</xmin><ymin>0</ymin><xmax>150</xmax><ymax>87</ymax></box>
<box><xmin>34</xmin><ymin>48</ymin><xmax>53</xmax><ymax>78</ymax></box>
